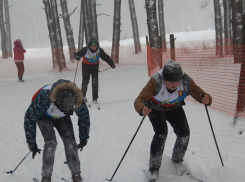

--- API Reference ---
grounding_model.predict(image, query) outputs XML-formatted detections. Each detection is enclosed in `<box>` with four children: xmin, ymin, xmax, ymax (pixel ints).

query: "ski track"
<box><xmin>1</xmin><ymin>65</ymin><xmax>245</xmax><ymax>181</ymax></box>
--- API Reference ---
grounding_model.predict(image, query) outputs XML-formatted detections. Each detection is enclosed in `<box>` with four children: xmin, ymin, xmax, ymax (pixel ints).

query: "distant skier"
<box><xmin>134</xmin><ymin>59</ymin><xmax>212</xmax><ymax>180</ymax></box>
<box><xmin>24</xmin><ymin>79</ymin><xmax>90</xmax><ymax>182</ymax></box>
<box><xmin>74</xmin><ymin>37</ymin><xmax>116</xmax><ymax>104</ymax></box>
<box><xmin>13</xmin><ymin>39</ymin><xmax>26</xmax><ymax>82</ymax></box>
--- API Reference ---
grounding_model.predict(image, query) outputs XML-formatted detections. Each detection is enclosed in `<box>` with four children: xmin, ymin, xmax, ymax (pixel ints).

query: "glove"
<box><xmin>77</xmin><ymin>138</ymin><xmax>88</xmax><ymax>151</ymax></box>
<box><xmin>28</xmin><ymin>143</ymin><xmax>42</xmax><ymax>159</ymax></box>
<box><xmin>74</xmin><ymin>54</ymin><xmax>82</xmax><ymax>61</ymax></box>
<box><xmin>111</xmin><ymin>64</ymin><xmax>116</xmax><ymax>69</ymax></box>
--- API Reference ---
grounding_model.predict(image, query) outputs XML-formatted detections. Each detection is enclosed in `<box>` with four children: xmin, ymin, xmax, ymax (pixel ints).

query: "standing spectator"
<box><xmin>74</xmin><ymin>37</ymin><xmax>116</xmax><ymax>104</ymax></box>
<box><xmin>13</xmin><ymin>39</ymin><xmax>26</xmax><ymax>82</ymax></box>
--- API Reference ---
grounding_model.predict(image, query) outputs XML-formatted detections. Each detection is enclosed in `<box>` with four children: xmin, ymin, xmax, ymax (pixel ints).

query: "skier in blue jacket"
<box><xmin>24</xmin><ymin>79</ymin><xmax>89</xmax><ymax>182</ymax></box>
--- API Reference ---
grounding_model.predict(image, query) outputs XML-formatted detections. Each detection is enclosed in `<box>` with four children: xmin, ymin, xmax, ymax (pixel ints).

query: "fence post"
<box><xmin>170</xmin><ymin>34</ymin><xmax>175</xmax><ymax>61</ymax></box>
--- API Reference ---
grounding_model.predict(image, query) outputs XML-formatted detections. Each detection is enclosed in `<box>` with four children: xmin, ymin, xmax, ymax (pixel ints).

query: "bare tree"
<box><xmin>145</xmin><ymin>0</ymin><xmax>159</xmax><ymax>48</ymax></box>
<box><xmin>128</xmin><ymin>0</ymin><xmax>141</xmax><ymax>54</ymax></box>
<box><xmin>111</xmin><ymin>0</ymin><xmax>121</xmax><ymax>64</ymax></box>
<box><xmin>158</xmin><ymin>0</ymin><xmax>166</xmax><ymax>52</ymax></box>
<box><xmin>50</xmin><ymin>0</ymin><xmax>66</xmax><ymax>70</ymax></box>
<box><xmin>213</xmin><ymin>0</ymin><xmax>223</xmax><ymax>57</ymax></box>
<box><xmin>231</xmin><ymin>0</ymin><xmax>243</xmax><ymax>63</ymax></box>
<box><xmin>90</xmin><ymin>0</ymin><xmax>98</xmax><ymax>38</ymax></box>
<box><xmin>82</xmin><ymin>0</ymin><xmax>91</xmax><ymax>45</ymax></box>
<box><xmin>4</xmin><ymin>0</ymin><xmax>12</xmax><ymax>57</ymax></box>
<box><xmin>0</xmin><ymin>0</ymin><xmax>7</xmax><ymax>59</ymax></box>
<box><xmin>43</xmin><ymin>0</ymin><xmax>66</xmax><ymax>71</ymax></box>
<box><xmin>60</xmin><ymin>0</ymin><xmax>76</xmax><ymax>62</ymax></box>
<box><xmin>223</xmin><ymin>0</ymin><xmax>232</xmax><ymax>55</ymax></box>
<box><xmin>78</xmin><ymin>0</ymin><xmax>85</xmax><ymax>51</ymax></box>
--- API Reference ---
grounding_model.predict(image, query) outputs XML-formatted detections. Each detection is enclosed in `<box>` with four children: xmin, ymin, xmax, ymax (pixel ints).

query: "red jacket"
<box><xmin>13</xmin><ymin>39</ymin><xmax>26</xmax><ymax>60</ymax></box>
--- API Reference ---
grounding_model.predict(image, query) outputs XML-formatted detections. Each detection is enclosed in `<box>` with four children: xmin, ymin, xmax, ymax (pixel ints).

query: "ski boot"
<box><xmin>18</xmin><ymin>77</ymin><xmax>25</xmax><ymax>82</ymax></box>
<box><xmin>171</xmin><ymin>158</ymin><xmax>183</xmax><ymax>164</ymax></box>
<box><xmin>72</xmin><ymin>173</ymin><xmax>83</xmax><ymax>182</ymax></box>
<box><xmin>93</xmin><ymin>99</ymin><xmax>98</xmax><ymax>104</ymax></box>
<box><xmin>148</xmin><ymin>165</ymin><xmax>159</xmax><ymax>181</ymax></box>
<box><xmin>41</xmin><ymin>176</ymin><xmax>51</xmax><ymax>182</ymax></box>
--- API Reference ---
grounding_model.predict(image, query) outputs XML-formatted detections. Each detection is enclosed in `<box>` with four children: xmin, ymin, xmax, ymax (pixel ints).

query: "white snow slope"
<box><xmin>1</xmin><ymin>30</ymin><xmax>245</xmax><ymax>182</ymax></box>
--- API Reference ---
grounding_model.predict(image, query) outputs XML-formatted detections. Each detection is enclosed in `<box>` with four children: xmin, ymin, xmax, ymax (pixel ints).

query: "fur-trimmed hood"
<box><xmin>49</xmin><ymin>79</ymin><xmax>83</xmax><ymax>108</ymax></box>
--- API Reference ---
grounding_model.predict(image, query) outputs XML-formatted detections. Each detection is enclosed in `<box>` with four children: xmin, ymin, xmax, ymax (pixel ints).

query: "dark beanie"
<box><xmin>162</xmin><ymin>60</ymin><xmax>182</xmax><ymax>82</ymax></box>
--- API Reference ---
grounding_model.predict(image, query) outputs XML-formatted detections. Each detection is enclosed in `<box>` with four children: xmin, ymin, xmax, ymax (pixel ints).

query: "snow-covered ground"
<box><xmin>1</xmin><ymin>30</ymin><xmax>245</xmax><ymax>182</ymax></box>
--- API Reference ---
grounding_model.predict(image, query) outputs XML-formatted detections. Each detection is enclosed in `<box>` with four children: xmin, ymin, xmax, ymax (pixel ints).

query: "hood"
<box><xmin>49</xmin><ymin>79</ymin><xmax>83</xmax><ymax>108</ymax></box>
<box><xmin>14</xmin><ymin>39</ymin><xmax>23</xmax><ymax>47</ymax></box>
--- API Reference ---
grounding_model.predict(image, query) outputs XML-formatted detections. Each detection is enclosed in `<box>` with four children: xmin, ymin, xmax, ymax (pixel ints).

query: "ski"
<box><xmin>174</xmin><ymin>164</ymin><xmax>204</xmax><ymax>182</ymax></box>
<box><xmin>61</xmin><ymin>177</ymin><xmax>70</xmax><ymax>182</ymax></box>
<box><xmin>33</xmin><ymin>178</ymin><xmax>39</xmax><ymax>182</ymax></box>
<box><xmin>87</xmin><ymin>102</ymin><xmax>100</xmax><ymax>110</ymax></box>
<box><xmin>143</xmin><ymin>170</ymin><xmax>158</xmax><ymax>182</ymax></box>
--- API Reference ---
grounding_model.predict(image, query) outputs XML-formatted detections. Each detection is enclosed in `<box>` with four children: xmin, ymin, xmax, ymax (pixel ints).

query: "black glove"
<box><xmin>77</xmin><ymin>138</ymin><xmax>88</xmax><ymax>151</ymax></box>
<box><xmin>74</xmin><ymin>54</ymin><xmax>82</xmax><ymax>61</ymax></box>
<box><xmin>28</xmin><ymin>143</ymin><xmax>42</xmax><ymax>159</ymax></box>
<box><xmin>111</xmin><ymin>64</ymin><xmax>116</xmax><ymax>69</ymax></box>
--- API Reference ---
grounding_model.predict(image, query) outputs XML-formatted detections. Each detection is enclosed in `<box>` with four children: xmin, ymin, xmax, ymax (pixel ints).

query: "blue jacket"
<box><xmin>24</xmin><ymin>79</ymin><xmax>90</xmax><ymax>143</ymax></box>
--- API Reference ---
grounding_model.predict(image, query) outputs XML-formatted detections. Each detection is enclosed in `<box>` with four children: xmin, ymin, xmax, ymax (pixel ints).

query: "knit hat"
<box><xmin>88</xmin><ymin>37</ymin><xmax>99</xmax><ymax>47</ymax></box>
<box><xmin>162</xmin><ymin>60</ymin><xmax>183</xmax><ymax>82</ymax></box>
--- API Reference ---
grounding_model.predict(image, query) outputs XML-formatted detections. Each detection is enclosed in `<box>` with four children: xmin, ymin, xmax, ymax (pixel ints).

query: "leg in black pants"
<box><xmin>148</xmin><ymin>106</ymin><xmax>190</xmax><ymax>167</ymax></box>
<box><xmin>91</xmin><ymin>69</ymin><xmax>98</xmax><ymax>101</ymax></box>
<box><xmin>81</xmin><ymin>68</ymin><xmax>91</xmax><ymax>98</ymax></box>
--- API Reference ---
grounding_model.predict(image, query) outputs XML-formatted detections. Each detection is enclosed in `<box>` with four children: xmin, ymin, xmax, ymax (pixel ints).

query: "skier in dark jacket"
<box><xmin>134</xmin><ymin>60</ymin><xmax>212</xmax><ymax>180</ymax></box>
<box><xmin>24</xmin><ymin>79</ymin><xmax>90</xmax><ymax>182</ymax></box>
<box><xmin>74</xmin><ymin>37</ymin><xmax>116</xmax><ymax>103</ymax></box>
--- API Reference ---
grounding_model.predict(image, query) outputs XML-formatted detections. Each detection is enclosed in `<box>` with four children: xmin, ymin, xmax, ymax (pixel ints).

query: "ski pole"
<box><xmin>7</xmin><ymin>152</ymin><xmax>31</xmax><ymax>174</ymax></box>
<box><xmin>99</xmin><ymin>67</ymin><xmax>111</xmax><ymax>73</ymax></box>
<box><xmin>202</xmin><ymin>94</ymin><xmax>224</xmax><ymax>166</ymax></box>
<box><xmin>106</xmin><ymin>115</ymin><xmax>146</xmax><ymax>181</ymax></box>
<box><xmin>74</xmin><ymin>61</ymin><xmax>79</xmax><ymax>83</ymax></box>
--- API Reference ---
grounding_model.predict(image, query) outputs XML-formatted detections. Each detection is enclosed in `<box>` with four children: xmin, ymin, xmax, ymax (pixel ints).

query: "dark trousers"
<box><xmin>81</xmin><ymin>63</ymin><xmax>99</xmax><ymax>100</ymax></box>
<box><xmin>15</xmin><ymin>62</ymin><xmax>24</xmax><ymax>77</ymax></box>
<box><xmin>37</xmin><ymin>116</ymin><xmax>80</xmax><ymax>177</ymax></box>
<box><xmin>148</xmin><ymin>106</ymin><xmax>190</xmax><ymax>167</ymax></box>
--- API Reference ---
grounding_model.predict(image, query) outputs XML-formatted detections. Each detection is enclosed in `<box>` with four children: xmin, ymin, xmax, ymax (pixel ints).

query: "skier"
<box><xmin>134</xmin><ymin>59</ymin><xmax>212</xmax><ymax>179</ymax></box>
<box><xmin>13</xmin><ymin>39</ymin><xmax>26</xmax><ymax>82</ymax></box>
<box><xmin>74</xmin><ymin>37</ymin><xmax>116</xmax><ymax>104</ymax></box>
<box><xmin>24</xmin><ymin>79</ymin><xmax>90</xmax><ymax>182</ymax></box>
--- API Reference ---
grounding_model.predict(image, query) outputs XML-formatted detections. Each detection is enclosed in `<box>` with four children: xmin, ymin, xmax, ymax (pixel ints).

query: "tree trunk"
<box><xmin>111</xmin><ymin>0</ymin><xmax>121</xmax><ymax>64</ymax></box>
<box><xmin>43</xmin><ymin>0</ymin><xmax>59</xmax><ymax>69</ymax></box>
<box><xmin>78</xmin><ymin>0</ymin><xmax>85</xmax><ymax>51</ymax></box>
<box><xmin>145</xmin><ymin>0</ymin><xmax>159</xmax><ymax>48</ymax></box>
<box><xmin>4</xmin><ymin>0</ymin><xmax>12</xmax><ymax>57</ymax></box>
<box><xmin>0</xmin><ymin>0</ymin><xmax>7</xmax><ymax>59</ymax></box>
<box><xmin>60</xmin><ymin>0</ymin><xmax>76</xmax><ymax>63</ymax></box>
<box><xmin>213</xmin><ymin>0</ymin><xmax>223</xmax><ymax>57</ymax></box>
<box><xmin>50</xmin><ymin>0</ymin><xmax>66</xmax><ymax>71</ymax></box>
<box><xmin>82</xmin><ymin>0</ymin><xmax>91</xmax><ymax>45</ymax></box>
<box><xmin>223</xmin><ymin>0</ymin><xmax>232</xmax><ymax>55</ymax></box>
<box><xmin>128</xmin><ymin>0</ymin><xmax>141</xmax><ymax>54</ymax></box>
<box><xmin>231</xmin><ymin>0</ymin><xmax>243</xmax><ymax>63</ymax></box>
<box><xmin>90</xmin><ymin>0</ymin><xmax>98</xmax><ymax>38</ymax></box>
<box><xmin>158</xmin><ymin>0</ymin><xmax>166</xmax><ymax>52</ymax></box>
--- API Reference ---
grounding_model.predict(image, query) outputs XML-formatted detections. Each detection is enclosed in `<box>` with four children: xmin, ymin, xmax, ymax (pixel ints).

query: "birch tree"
<box><xmin>50</xmin><ymin>0</ymin><xmax>66</xmax><ymax>70</ymax></box>
<box><xmin>4</xmin><ymin>0</ymin><xmax>12</xmax><ymax>57</ymax></box>
<box><xmin>223</xmin><ymin>0</ymin><xmax>232</xmax><ymax>55</ymax></box>
<box><xmin>231</xmin><ymin>0</ymin><xmax>243</xmax><ymax>63</ymax></box>
<box><xmin>78</xmin><ymin>0</ymin><xmax>84</xmax><ymax>50</ymax></box>
<box><xmin>82</xmin><ymin>0</ymin><xmax>91</xmax><ymax>45</ymax></box>
<box><xmin>90</xmin><ymin>0</ymin><xmax>98</xmax><ymax>38</ymax></box>
<box><xmin>111</xmin><ymin>0</ymin><xmax>121</xmax><ymax>64</ymax></box>
<box><xmin>145</xmin><ymin>0</ymin><xmax>159</xmax><ymax>48</ymax></box>
<box><xmin>213</xmin><ymin>0</ymin><xmax>223</xmax><ymax>57</ymax></box>
<box><xmin>60</xmin><ymin>0</ymin><xmax>76</xmax><ymax>62</ymax></box>
<box><xmin>128</xmin><ymin>0</ymin><xmax>141</xmax><ymax>54</ymax></box>
<box><xmin>0</xmin><ymin>0</ymin><xmax>7</xmax><ymax>59</ymax></box>
<box><xmin>158</xmin><ymin>0</ymin><xmax>166</xmax><ymax>52</ymax></box>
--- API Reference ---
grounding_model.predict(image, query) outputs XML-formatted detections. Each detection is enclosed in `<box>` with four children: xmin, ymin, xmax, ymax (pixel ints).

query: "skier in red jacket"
<box><xmin>13</xmin><ymin>39</ymin><xmax>26</xmax><ymax>82</ymax></box>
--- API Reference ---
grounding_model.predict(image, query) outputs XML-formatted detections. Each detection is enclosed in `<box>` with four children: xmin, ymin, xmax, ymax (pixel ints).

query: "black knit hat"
<box><xmin>88</xmin><ymin>37</ymin><xmax>99</xmax><ymax>47</ymax></box>
<box><xmin>162</xmin><ymin>60</ymin><xmax>183</xmax><ymax>82</ymax></box>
